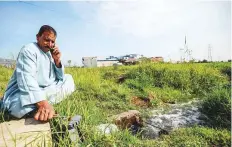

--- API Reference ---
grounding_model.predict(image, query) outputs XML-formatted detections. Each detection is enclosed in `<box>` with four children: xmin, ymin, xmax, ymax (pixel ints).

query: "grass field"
<box><xmin>0</xmin><ymin>62</ymin><xmax>231</xmax><ymax>146</ymax></box>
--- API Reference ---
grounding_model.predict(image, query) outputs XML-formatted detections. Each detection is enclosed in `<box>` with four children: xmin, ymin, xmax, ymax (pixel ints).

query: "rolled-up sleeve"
<box><xmin>54</xmin><ymin>61</ymin><xmax>64</xmax><ymax>81</ymax></box>
<box><xmin>16</xmin><ymin>46</ymin><xmax>46</xmax><ymax>106</ymax></box>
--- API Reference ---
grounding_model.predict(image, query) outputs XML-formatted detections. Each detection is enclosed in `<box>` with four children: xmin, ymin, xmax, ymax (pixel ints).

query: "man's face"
<box><xmin>36</xmin><ymin>31</ymin><xmax>56</xmax><ymax>52</ymax></box>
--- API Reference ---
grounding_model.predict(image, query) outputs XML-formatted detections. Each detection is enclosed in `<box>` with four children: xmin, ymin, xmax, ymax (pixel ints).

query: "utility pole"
<box><xmin>184</xmin><ymin>35</ymin><xmax>187</xmax><ymax>62</ymax></box>
<box><xmin>208</xmin><ymin>44</ymin><xmax>212</xmax><ymax>62</ymax></box>
<box><xmin>180</xmin><ymin>35</ymin><xmax>192</xmax><ymax>62</ymax></box>
<box><xmin>179</xmin><ymin>36</ymin><xmax>187</xmax><ymax>62</ymax></box>
<box><xmin>185</xmin><ymin>36</ymin><xmax>193</xmax><ymax>61</ymax></box>
<box><xmin>180</xmin><ymin>48</ymin><xmax>184</xmax><ymax>62</ymax></box>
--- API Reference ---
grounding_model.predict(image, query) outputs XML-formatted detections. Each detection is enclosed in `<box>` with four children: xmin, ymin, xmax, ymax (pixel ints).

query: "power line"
<box><xmin>18</xmin><ymin>0</ymin><xmax>56</xmax><ymax>12</ymax></box>
<box><xmin>18</xmin><ymin>0</ymin><xmax>95</xmax><ymax>24</ymax></box>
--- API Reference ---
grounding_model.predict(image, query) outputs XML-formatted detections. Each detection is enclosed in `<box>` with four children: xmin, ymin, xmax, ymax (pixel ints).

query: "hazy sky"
<box><xmin>0</xmin><ymin>0</ymin><xmax>231</xmax><ymax>65</ymax></box>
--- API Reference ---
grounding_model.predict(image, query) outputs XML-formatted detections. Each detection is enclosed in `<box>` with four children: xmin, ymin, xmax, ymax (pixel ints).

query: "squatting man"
<box><xmin>1</xmin><ymin>25</ymin><xmax>75</xmax><ymax>122</ymax></box>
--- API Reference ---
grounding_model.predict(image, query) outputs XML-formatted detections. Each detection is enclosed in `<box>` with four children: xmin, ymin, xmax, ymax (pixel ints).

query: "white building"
<box><xmin>82</xmin><ymin>56</ymin><xmax>121</xmax><ymax>67</ymax></box>
<box><xmin>97</xmin><ymin>59</ymin><xmax>120</xmax><ymax>67</ymax></box>
<box><xmin>82</xmin><ymin>57</ymin><xmax>97</xmax><ymax>67</ymax></box>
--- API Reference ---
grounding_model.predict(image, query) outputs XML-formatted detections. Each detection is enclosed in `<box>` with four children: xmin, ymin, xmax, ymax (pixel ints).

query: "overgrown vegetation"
<box><xmin>152</xmin><ymin>126</ymin><xmax>231</xmax><ymax>147</ymax></box>
<box><xmin>0</xmin><ymin>62</ymin><xmax>231</xmax><ymax>146</ymax></box>
<box><xmin>201</xmin><ymin>88</ymin><xmax>231</xmax><ymax>129</ymax></box>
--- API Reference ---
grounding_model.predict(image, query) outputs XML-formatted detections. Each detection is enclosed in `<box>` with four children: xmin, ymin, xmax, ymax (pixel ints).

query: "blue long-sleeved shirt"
<box><xmin>2</xmin><ymin>42</ymin><xmax>64</xmax><ymax>110</ymax></box>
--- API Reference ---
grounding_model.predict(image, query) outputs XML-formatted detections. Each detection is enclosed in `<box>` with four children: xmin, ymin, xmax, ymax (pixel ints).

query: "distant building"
<box><xmin>118</xmin><ymin>54</ymin><xmax>143</xmax><ymax>60</ymax></box>
<box><xmin>82</xmin><ymin>57</ymin><xmax>97</xmax><ymax>67</ymax></box>
<box><xmin>118</xmin><ymin>54</ymin><xmax>143</xmax><ymax>65</ymax></box>
<box><xmin>82</xmin><ymin>56</ymin><xmax>121</xmax><ymax>67</ymax></box>
<box><xmin>97</xmin><ymin>59</ymin><xmax>120</xmax><ymax>67</ymax></box>
<box><xmin>129</xmin><ymin>54</ymin><xmax>143</xmax><ymax>59</ymax></box>
<box><xmin>82</xmin><ymin>54</ymin><xmax>145</xmax><ymax>67</ymax></box>
<box><xmin>0</xmin><ymin>58</ymin><xmax>16</xmax><ymax>68</ymax></box>
<box><xmin>150</xmin><ymin>57</ymin><xmax>164</xmax><ymax>63</ymax></box>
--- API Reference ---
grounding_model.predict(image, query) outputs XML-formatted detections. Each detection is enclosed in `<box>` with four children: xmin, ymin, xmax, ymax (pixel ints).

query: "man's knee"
<box><xmin>10</xmin><ymin>110</ymin><xmax>26</xmax><ymax>118</ymax></box>
<box><xmin>64</xmin><ymin>74</ymin><xmax>75</xmax><ymax>92</ymax></box>
<box><xmin>9</xmin><ymin>103</ymin><xmax>35</xmax><ymax>118</ymax></box>
<box><xmin>65</xmin><ymin>74</ymin><xmax>74</xmax><ymax>82</ymax></box>
<box><xmin>10</xmin><ymin>108</ymin><xmax>34</xmax><ymax>118</ymax></box>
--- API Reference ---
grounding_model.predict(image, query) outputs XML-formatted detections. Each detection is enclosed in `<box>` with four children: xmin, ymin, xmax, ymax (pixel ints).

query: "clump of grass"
<box><xmin>200</xmin><ymin>88</ymin><xmax>231</xmax><ymax>129</ymax></box>
<box><xmin>119</xmin><ymin>63</ymin><xmax>228</xmax><ymax>104</ymax></box>
<box><xmin>207</xmin><ymin>62</ymin><xmax>231</xmax><ymax>80</ymax></box>
<box><xmin>154</xmin><ymin>126</ymin><xmax>231</xmax><ymax>147</ymax></box>
<box><xmin>144</xmin><ymin>87</ymin><xmax>192</xmax><ymax>104</ymax></box>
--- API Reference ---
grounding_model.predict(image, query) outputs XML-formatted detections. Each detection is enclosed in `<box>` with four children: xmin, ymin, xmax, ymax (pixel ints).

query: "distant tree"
<box><xmin>202</xmin><ymin>59</ymin><xmax>208</xmax><ymax>63</ymax></box>
<box><xmin>189</xmin><ymin>59</ymin><xmax>196</xmax><ymax>63</ymax></box>
<box><xmin>228</xmin><ymin>59</ymin><xmax>231</xmax><ymax>62</ymax></box>
<box><xmin>68</xmin><ymin>60</ymin><xmax>72</xmax><ymax>67</ymax></box>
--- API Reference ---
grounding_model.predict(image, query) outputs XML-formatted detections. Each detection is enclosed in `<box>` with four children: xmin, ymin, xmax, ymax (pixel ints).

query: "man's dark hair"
<box><xmin>37</xmin><ymin>25</ymin><xmax>57</xmax><ymax>37</ymax></box>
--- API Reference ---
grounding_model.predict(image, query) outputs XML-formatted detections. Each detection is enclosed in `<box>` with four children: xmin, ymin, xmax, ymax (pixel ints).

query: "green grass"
<box><xmin>0</xmin><ymin>62</ymin><xmax>231</xmax><ymax>146</ymax></box>
<box><xmin>201</xmin><ymin>87</ymin><xmax>231</xmax><ymax>129</ymax></box>
<box><xmin>0</xmin><ymin>66</ymin><xmax>13</xmax><ymax>98</ymax></box>
<box><xmin>151</xmin><ymin>126</ymin><xmax>231</xmax><ymax>147</ymax></box>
